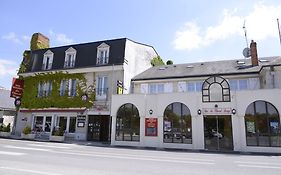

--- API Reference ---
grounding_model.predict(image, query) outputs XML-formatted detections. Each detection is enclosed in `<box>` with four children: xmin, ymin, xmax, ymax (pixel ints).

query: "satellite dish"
<box><xmin>242</xmin><ymin>47</ymin><xmax>251</xmax><ymax>58</ymax></box>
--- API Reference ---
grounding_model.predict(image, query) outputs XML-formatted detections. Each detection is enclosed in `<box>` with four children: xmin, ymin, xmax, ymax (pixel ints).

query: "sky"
<box><xmin>0</xmin><ymin>0</ymin><xmax>281</xmax><ymax>89</ymax></box>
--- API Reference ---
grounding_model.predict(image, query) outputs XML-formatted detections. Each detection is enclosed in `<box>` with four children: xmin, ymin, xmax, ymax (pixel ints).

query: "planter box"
<box><xmin>21</xmin><ymin>133</ymin><xmax>36</xmax><ymax>140</ymax></box>
<box><xmin>0</xmin><ymin>132</ymin><xmax>11</xmax><ymax>137</ymax></box>
<box><xmin>49</xmin><ymin>135</ymin><xmax>65</xmax><ymax>142</ymax></box>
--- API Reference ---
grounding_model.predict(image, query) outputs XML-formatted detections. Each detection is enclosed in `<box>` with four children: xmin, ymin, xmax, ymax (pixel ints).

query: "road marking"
<box><xmin>27</xmin><ymin>144</ymin><xmax>71</xmax><ymax>149</ymax></box>
<box><xmin>0</xmin><ymin>166</ymin><xmax>62</xmax><ymax>175</ymax></box>
<box><xmin>3</xmin><ymin>145</ymin><xmax>51</xmax><ymax>152</ymax></box>
<box><xmin>238</xmin><ymin>164</ymin><xmax>281</xmax><ymax>169</ymax></box>
<box><xmin>52</xmin><ymin>150</ymin><xmax>215</xmax><ymax>165</ymax></box>
<box><xmin>0</xmin><ymin>151</ymin><xmax>26</xmax><ymax>156</ymax></box>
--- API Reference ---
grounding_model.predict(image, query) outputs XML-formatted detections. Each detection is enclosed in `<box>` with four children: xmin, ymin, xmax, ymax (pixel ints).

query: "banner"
<box><xmin>10</xmin><ymin>78</ymin><xmax>24</xmax><ymax>98</ymax></box>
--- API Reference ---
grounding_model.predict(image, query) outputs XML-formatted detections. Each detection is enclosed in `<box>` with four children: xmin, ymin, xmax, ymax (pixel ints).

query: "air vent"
<box><xmin>159</xmin><ymin>67</ymin><xmax>166</xmax><ymax>70</ymax></box>
<box><xmin>186</xmin><ymin>65</ymin><xmax>194</xmax><ymax>68</ymax></box>
<box><xmin>236</xmin><ymin>60</ymin><xmax>245</xmax><ymax>65</ymax></box>
<box><xmin>259</xmin><ymin>59</ymin><xmax>269</xmax><ymax>63</ymax></box>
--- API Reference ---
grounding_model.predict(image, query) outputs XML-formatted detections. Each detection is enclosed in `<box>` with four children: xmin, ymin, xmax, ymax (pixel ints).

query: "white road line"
<box><xmin>0</xmin><ymin>166</ymin><xmax>62</xmax><ymax>175</ymax></box>
<box><xmin>238</xmin><ymin>164</ymin><xmax>281</xmax><ymax>169</ymax></box>
<box><xmin>27</xmin><ymin>144</ymin><xmax>71</xmax><ymax>149</ymax></box>
<box><xmin>3</xmin><ymin>145</ymin><xmax>51</xmax><ymax>152</ymax></box>
<box><xmin>52</xmin><ymin>150</ymin><xmax>215</xmax><ymax>165</ymax></box>
<box><xmin>235</xmin><ymin>161</ymin><xmax>281</xmax><ymax>166</ymax></box>
<box><xmin>0</xmin><ymin>151</ymin><xmax>26</xmax><ymax>156</ymax></box>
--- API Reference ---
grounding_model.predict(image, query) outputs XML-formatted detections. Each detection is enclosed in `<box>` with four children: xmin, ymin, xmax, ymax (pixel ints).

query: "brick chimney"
<box><xmin>30</xmin><ymin>33</ymin><xmax>49</xmax><ymax>50</ymax></box>
<box><xmin>250</xmin><ymin>40</ymin><xmax>259</xmax><ymax>66</ymax></box>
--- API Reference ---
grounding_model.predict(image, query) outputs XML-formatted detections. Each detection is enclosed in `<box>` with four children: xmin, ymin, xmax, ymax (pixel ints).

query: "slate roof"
<box><xmin>0</xmin><ymin>88</ymin><xmax>15</xmax><ymax>111</ymax></box>
<box><xmin>132</xmin><ymin>56</ymin><xmax>281</xmax><ymax>81</ymax></box>
<box><xmin>24</xmin><ymin>38</ymin><xmax>144</xmax><ymax>73</ymax></box>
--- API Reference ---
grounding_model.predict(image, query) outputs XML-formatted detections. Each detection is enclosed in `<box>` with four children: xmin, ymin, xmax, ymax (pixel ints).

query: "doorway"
<box><xmin>204</xmin><ymin>115</ymin><xmax>233</xmax><ymax>151</ymax></box>
<box><xmin>87</xmin><ymin>115</ymin><xmax>110</xmax><ymax>142</ymax></box>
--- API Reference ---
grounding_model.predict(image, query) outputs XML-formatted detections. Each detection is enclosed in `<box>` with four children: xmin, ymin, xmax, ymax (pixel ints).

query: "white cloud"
<box><xmin>49</xmin><ymin>30</ymin><xmax>74</xmax><ymax>45</ymax></box>
<box><xmin>2</xmin><ymin>32</ymin><xmax>23</xmax><ymax>44</ymax></box>
<box><xmin>0</xmin><ymin>59</ymin><xmax>18</xmax><ymax>77</ymax></box>
<box><xmin>173</xmin><ymin>3</ymin><xmax>281</xmax><ymax>51</ymax></box>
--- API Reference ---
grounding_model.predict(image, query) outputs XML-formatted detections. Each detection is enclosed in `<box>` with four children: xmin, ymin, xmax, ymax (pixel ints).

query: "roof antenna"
<box><xmin>242</xmin><ymin>20</ymin><xmax>250</xmax><ymax>58</ymax></box>
<box><xmin>277</xmin><ymin>18</ymin><xmax>281</xmax><ymax>46</ymax></box>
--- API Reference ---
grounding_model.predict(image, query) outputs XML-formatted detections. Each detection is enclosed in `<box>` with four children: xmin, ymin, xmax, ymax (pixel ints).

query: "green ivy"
<box><xmin>21</xmin><ymin>72</ymin><xmax>95</xmax><ymax>109</ymax></box>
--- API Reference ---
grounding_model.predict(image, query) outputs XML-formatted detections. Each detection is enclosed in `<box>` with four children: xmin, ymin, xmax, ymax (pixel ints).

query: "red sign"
<box><xmin>145</xmin><ymin>118</ymin><xmax>158</xmax><ymax>136</ymax></box>
<box><xmin>10</xmin><ymin>78</ymin><xmax>24</xmax><ymax>98</ymax></box>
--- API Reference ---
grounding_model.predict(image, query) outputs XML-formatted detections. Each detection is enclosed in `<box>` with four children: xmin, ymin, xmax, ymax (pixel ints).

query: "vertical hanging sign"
<box><xmin>145</xmin><ymin>118</ymin><xmax>158</xmax><ymax>136</ymax></box>
<box><xmin>10</xmin><ymin>78</ymin><xmax>24</xmax><ymax>98</ymax></box>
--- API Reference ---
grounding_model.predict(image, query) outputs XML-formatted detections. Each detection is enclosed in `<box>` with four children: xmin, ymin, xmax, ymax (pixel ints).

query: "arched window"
<box><xmin>116</xmin><ymin>103</ymin><xmax>140</xmax><ymax>141</ymax></box>
<box><xmin>202</xmin><ymin>76</ymin><xmax>230</xmax><ymax>102</ymax></box>
<box><xmin>163</xmin><ymin>102</ymin><xmax>192</xmax><ymax>144</ymax></box>
<box><xmin>245</xmin><ymin>101</ymin><xmax>281</xmax><ymax>147</ymax></box>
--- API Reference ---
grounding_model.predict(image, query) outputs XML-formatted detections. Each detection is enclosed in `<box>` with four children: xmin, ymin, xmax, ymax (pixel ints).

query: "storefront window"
<box><xmin>45</xmin><ymin>116</ymin><xmax>52</xmax><ymax>132</ymax></box>
<box><xmin>163</xmin><ymin>102</ymin><xmax>192</xmax><ymax>144</ymax></box>
<box><xmin>69</xmin><ymin>117</ymin><xmax>76</xmax><ymax>133</ymax></box>
<box><xmin>34</xmin><ymin>116</ymin><xmax>44</xmax><ymax>131</ymax></box>
<box><xmin>58</xmin><ymin>116</ymin><xmax>67</xmax><ymax>131</ymax></box>
<box><xmin>245</xmin><ymin>101</ymin><xmax>281</xmax><ymax>147</ymax></box>
<box><xmin>116</xmin><ymin>103</ymin><xmax>140</xmax><ymax>141</ymax></box>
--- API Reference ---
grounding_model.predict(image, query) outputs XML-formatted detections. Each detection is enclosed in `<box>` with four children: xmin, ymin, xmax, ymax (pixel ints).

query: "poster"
<box><xmin>246</xmin><ymin>121</ymin><xmax>255</xmax><ymax>133</ymax></box>
<box><xmin>145</xmin><ymin>118</ymin><xmax>158</xmax><ymax>136</ymax></box>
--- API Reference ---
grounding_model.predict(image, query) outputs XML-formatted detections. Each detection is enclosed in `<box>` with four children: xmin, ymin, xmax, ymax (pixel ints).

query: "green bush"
<box><xmin>3</xmin><ymin>123</ymin><xmax>11</xmax><ymax>132</ymax></box>
<box><xmin>0</xmin><ymin>124</ymin><xmax>3</xmax><ymax>132</ymax></box>
<box><xmin>22</xmin><ymin>126</ymin><xmax>32</xmax><ymax>135</ymax></box>
<box><xmin>52</xmin><ymin>127</ymin><xmax>64</xmax><ymax>136</ymax></box>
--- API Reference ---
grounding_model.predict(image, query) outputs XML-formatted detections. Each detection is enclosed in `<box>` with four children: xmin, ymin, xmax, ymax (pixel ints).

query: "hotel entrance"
<box><xmin>204</xmin><ymin>115</ymin><xmax>233</xmax><ymax>151</ymax></box>
<box><xmin>87</xmin><ymin>115</ymin><xmax>110</xmax><ymax>142</ymax></box>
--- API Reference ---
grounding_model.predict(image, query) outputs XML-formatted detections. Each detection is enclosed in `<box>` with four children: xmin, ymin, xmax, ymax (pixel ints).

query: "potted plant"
<box><xmin>0</xmin><ymin>123</ymin><xmax>11</xmax><ymax>137</ymax></box>
<box><xmin>21</xmin><ymin>126</ymin><xmax>35</xmax><ymax>139</ymax></box>
<box><xmin>49</xmin><ymin>126</ymin><xmax>65</xmax><ymax>142</ymax></box>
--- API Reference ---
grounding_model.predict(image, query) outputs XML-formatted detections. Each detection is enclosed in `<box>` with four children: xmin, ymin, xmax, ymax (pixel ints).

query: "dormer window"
<box><xmin>64</xmin><ymin>47</ymin><xmax>76</xmax><ymax>68</ymax></box>
<box><xmin>97</xmin><ymin>43</ymin><xmax>110</xmax><ymax>65</ymax></box>
<box><xmin>42</xmin><ymin>50</ymin><xmax>53</xmax><ymax>70</ymax></box>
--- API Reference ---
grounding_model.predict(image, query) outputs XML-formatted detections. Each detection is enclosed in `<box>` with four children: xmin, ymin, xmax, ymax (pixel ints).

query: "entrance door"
<box><xmin>87</xmin><ymin>115</ymin><xmax>110</xmax><ymax>142</ymax></box>
<box><xmin>204</xmin><ymin>115</ymin><xmax>233</xmax><ymax>151</ymax></box>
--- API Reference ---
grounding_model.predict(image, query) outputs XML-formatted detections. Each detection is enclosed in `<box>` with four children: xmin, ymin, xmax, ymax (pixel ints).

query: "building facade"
<box><xmin>0</xmin><ymin>87</ymin><xmax>16</xmax><ymax>129</ymax></box>
<box><xmin>110</xmin><ymin>41</ymin><xmax>281</xmax><ymax>153</ymax></box>
<box><xmin>16</xmin><ymin>35</ymin><xmax>158</xmax><ymax>141</ymax></box>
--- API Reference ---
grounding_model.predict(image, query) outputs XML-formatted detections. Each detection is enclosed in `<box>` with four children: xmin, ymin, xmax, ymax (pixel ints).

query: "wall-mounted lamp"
<box><xmin>197</xmin><ymin>109</ymin><xmax>201</xmax><ymax>115</ymax></box>
<box><xmin>232</xmin><ymin>109</ymin><xmax>236</xmax><ymax>115</ymax></box>
<box><xmin>149</xmin><ymin>109</ymin><xmax>153</xmax><ymax>115</ymax></box>
<box><xmin>214</xmin><ymin>104</ymin><xmax>218</xmax><ymax>108</ymax></box>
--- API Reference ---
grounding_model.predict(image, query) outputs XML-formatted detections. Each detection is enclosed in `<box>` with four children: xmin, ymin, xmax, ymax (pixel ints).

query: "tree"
<box><xmin>150</xmin><ymin>56</ymin><xmax>165</xmax><ymax>66</ymax></box>
<box><xmin>166</xmin><ymin>60</ymin><xmax>173</xmax><ymax>65</ymax></box>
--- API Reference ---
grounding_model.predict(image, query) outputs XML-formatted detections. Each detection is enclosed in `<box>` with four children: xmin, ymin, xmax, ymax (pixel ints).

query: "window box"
<box><xmin>49</xmin><ymin>135</ymin><xmax>65</xmax><ymax>142</ymax></box>
<box><xmin>21</xmin><ymin>133</ymin><xmax>36</xmax><ymax>140</ymax></box>
<box><xmin>0</xmin><ymin>132</ymin><xmax>11</xmax><ymax>137</ymax></box>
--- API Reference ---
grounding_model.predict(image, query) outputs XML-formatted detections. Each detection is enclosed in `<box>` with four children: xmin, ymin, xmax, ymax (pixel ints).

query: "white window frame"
<box><xmin>187</xmin><ymin>81</ymin><xmax>203</xmax><ymax>92</ymax></box>
<box><xmin>97</xmin><ymin>43</ymin><xmax>110</xmax><ymax>65</ymax></box>
<box><xmin>96</xmin><ymin>76</ymin><xmax>108</xmax><ymax>100</ymax></box>
<box><xmin>42</xmin><ymin>50</ymin><xmax>54</xmax><ymax>70</ymax></box>
<box><xmin>64</xmin><ymin>47</ymin><xmax>76</xmax><ymax>68</ymax></box>
<box><xmin>148</xmin><ymin>83</ymin><xmax>165</xmax><ymax>94</ymax></box>
<box><xmin>68</xmin><ymin>79</ymin><xmax>77</xmax><ymax>97</ymax></box>
<box><xmin>56</xmin><ymin>116</ymin><xmax>77</xmax><ymax>133</ymax></box>
<box><xmin>38</xmin><ymin>81</ymin><xmax>52</xmax><ymax>97</ymax></box>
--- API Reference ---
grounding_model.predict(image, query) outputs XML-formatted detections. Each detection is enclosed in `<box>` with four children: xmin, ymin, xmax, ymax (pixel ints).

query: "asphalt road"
<box><xmin>0</xmin><ymin>139</ymin><xmax>281</xmax><ymax>175</ymax></box>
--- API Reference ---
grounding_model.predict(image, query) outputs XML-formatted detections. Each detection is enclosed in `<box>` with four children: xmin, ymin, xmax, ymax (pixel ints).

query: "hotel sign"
<box><xmin>202</xmin><ymin>108</ymin><xmax>232</xmax><ymax>115</ymax></box>
<box><xmin>10</xmin><ymin>78</ymin><xmax>24</xmax><ymax>98</ymax></box>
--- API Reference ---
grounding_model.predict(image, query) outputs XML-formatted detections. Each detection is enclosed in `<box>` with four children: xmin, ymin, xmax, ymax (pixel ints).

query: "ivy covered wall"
<box><xmin>21</xmin><ymin>72</ymin><xmax>95</xmax><ymax>109</ymax></box>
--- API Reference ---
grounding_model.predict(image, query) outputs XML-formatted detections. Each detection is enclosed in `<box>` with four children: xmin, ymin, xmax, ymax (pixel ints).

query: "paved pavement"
<box><xmin>1</xmin><ymin>138</ymin><xmax>281</xmax><ymax>175</ymax></box>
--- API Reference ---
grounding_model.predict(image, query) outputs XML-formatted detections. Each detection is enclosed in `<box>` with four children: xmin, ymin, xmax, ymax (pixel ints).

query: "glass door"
<box><xmin>204</xmin><ymin>115</ymin><xmax>233</xmax><ymax>151</ymax></box>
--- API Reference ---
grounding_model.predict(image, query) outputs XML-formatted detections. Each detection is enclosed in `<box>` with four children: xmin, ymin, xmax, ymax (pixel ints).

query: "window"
<box><xmin>42</xmin><ymin>50</ymin><xmax>53</xmax><ymax>70</ymax></box>
<box><xmin>97</xmin><ymin>43</ymin><xmax>110</xmax><ymax>65</ymax></box>
<box><xmin>148</xmin><ymin>83</ymin><xmax>164</xmax><ymax>94</ymax></box>
<box><xmin>33</xmin><ymin>116</ymin><xmax>53</xmax><ymax>132</ymax></box>
<box><xmin>59</xmin><ymin>79</ymin><xmax>77</xmax><ymax>97</ymax></box>
<box><xmin>58</xmin><ymin>116</ymin><xmax>67</xmax><ymax>132</ymax></box>
<box><xmin>187</xmin><ymin>81</ymin><xmax>203</xmax><ymax>92</ymax></box>
<box><xmin>202</xmin><ymin>76</ymin><xmax>230</xmax><ymax>102</ymax></box>
<box><xmin>245</xmin><ymin>101</ymin><xmax>281</xmax><ymax>147</ymax></box>
<box><xmin>64</xmin><ymin>47</ymin><xmax>76</xmax><ymax>68</ymax></box>
<box><xmin>37</xmin><ymin>81</ymin><xmax>52</xmax><ymax>97</ymax></box>
<box><xmin>163</xmin><ymin>102</ymin><xmax>192</xmax><ymax>144</ymax></box>
<box><xmin>229</xmin><ymin>78</ymin><xmax>260</xmax><ymax>91</ymax></box>
<box><xmin>116</xmin><ymin>103</ymin><xmax>140</xmax><ymax>141</ymax></box>
<box><xmin>96</xmin><ymin>76</ymin><xmax>108</xmax><ymax>97</ymax></box>
<box><xmin>69</xmin><ymin>117</ymin><xmax>76</xmax><ymax>133</ymax></box>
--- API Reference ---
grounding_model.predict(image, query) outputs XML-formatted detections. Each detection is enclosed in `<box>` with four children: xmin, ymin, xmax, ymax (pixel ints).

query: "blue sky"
<box><xmin>0</xmin><ymin>0</ymin><xmax>281</xmax><ymax>89</ymax></box>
